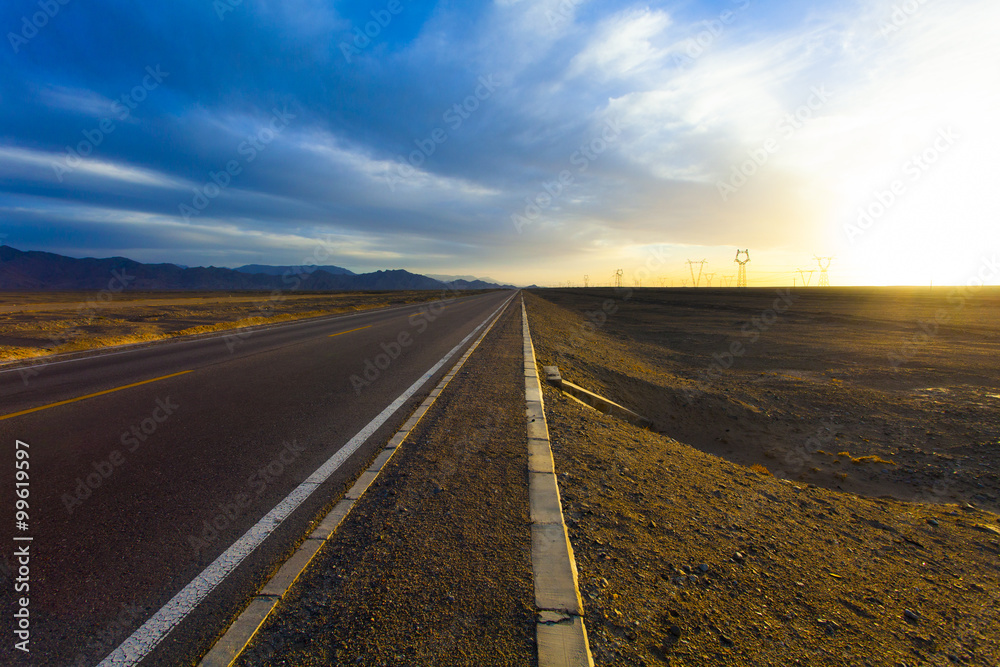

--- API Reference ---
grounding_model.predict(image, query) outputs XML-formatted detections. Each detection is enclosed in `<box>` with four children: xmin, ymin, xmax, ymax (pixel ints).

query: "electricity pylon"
<box><xmin>734</xmin><ymin>249</ymin><xmax>750</xmax><ymax>287</ymax></box>
<box><xmin>681</xmin><ymin>279</ymin><xmax>689</xmax><ymax>287</ymax></box>
<box><xmin>797</xmin><ymin>268</ymin><xmax>815</xmax><ymax>287</ymax></box>
<box><xmin>686</xmin><ymin>259</ymin><xmax>707</xmax><ymax>287</ymax></box>
<box><xmin>614</xmin><ymin>269</ymin><xmax>624</xmax><ymax>288</ymax></box>
<box><xmin>814</xmin><ymin>256</ymin><xmax>833</xmax><ymax>286</ymax></box>
<box><xmin>704</xmin><ymin>272</ymin><xmax>716</xmax><ymax>287</ymax></box>
<box><xmin>722</xmin><ymin>274</ymin><xmax>735</xmax><ymax>287</ymax></box>
<box><xmin>583</xmin><ymin>274</ymin><xmax>589</xmax><ymax>288</ymax></box>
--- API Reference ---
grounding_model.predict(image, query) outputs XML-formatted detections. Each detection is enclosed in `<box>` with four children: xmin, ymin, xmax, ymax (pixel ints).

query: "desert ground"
<box><xmin>0</xmin><ymin>289</ymin><xmax>471</xmax><ymax>363</ymax></box>
<box><xmin>525</xmin><ymin>287</ymin><xmax>1000</xmax><ymax>665</ymax></box>
<box><xmin>527</xmin><ymin>286</ymin><xmax>1000</xmax><ymax>512</ymax></box>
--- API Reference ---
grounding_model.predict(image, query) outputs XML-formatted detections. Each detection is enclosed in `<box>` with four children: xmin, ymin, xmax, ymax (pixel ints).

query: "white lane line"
<box><xmin>0</xmin><ymin>292</ymin><xmax>489</xmax><ymax>375</ymax></box>
<box><xmin>97</xmin><ymin>293</ymin><xmax>516</xmax><ymax>667</ymax></box>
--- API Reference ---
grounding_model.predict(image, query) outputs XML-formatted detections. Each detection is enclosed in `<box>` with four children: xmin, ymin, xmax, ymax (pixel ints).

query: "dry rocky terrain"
<box><xmin>525</xmin><ymin>288</ymin><xmax>999</xmax><ymax>666</ymax></box>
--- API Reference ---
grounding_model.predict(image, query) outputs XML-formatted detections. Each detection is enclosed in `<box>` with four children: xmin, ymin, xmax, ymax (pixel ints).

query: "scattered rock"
<box><xmin>904</xmin><ymin>609</ymin><xmax>921</xmax><ymax>623</ymax></box>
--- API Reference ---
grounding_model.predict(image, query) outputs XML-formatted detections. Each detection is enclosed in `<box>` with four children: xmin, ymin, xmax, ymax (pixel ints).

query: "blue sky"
<box><xmin>2</xmin><ymin>0</ymin><xmax>998</xmax><ymax>286</ymax></box>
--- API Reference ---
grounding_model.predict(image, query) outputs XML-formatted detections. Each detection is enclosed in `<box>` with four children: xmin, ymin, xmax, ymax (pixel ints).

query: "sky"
<box><xmin>1</xmin><ymin>0</ymin><xmax>998</xmax><ymax>287</ymax></box>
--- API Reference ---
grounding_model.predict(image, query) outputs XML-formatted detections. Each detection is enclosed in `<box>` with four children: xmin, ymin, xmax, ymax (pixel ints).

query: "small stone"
<box><xmin>904</xmin><ymin>609</ymin><xmax>920</xmax><ymax>623</ymax></box>
<box><xmin>733</xmin><ymin>552</ymin><xmax>745</xmax><ymax>562</ymax></box>
<box><xmin>688</xmin><ymin>575</ymin><xmax>699</xmax><ymax>583</ymax></box>
<box><xmin>669</xmin><ymin>625</ymin><xmax>682</xmax><ymax>637</ymax></box>
<box><xmin>600</xmin><ymin>577</ymin><xmax>610</xmax><ymax>588</ymax></box>
<box><xmin>927</xmin><ymin>518</ymin><xmax>939</xmax><ymax>526</ymax></box>
<box><xmin>682</xmin><ymin>565</ymin><xmax>692</xmax><ymax>574</ymax></box>
<box><xmin>720</xmin><ymin>634</ymin><xmax>735</xmax><ymax>646</ymax></box>
<box><xmin>698</xmin><ymin>563</ymin><xmax>710</xmax><ymax>572</ymax></box>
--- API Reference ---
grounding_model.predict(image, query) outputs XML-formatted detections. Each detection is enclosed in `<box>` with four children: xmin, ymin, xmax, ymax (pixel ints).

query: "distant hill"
<box><xmin>426</xmin><ymin>273</ymin><xmax>506</xmax><ymax>285</ymax></box>
<box><xmin>235</xmin><ymin>263</ymin><xmax>354</xmax><ymax>276</ymax></box>
<box><xmin>0</xmin><ymin>246</ymin><xmax>512</xmax><ymax>292</ymax></box>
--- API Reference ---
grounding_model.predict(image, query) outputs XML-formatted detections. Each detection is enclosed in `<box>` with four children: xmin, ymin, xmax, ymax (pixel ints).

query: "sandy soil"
<box><xmin>524</xmin><ymin>290</ymin><xmax>1000</xmax><ymax>666</ymax></box>
<box><xmin>525</xmin><ymin>287</ymin><xmax>1000</xmax><ymax>513</ymax></box>
<box><xmin>0</xmin><ymin>290</ymin><xmax>470</xmax><ymax>363</ymax></box>
<box><xmin>236</xmin><ymin>301</ymin><xmax>536</xmax><ymax>665</ymax></box>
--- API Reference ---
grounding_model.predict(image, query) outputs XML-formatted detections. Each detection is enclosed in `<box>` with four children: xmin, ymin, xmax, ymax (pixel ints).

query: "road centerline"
<box><xmin>0</xmin><ymin>370</ymin><xmax>193</xmax><ymax>421</ymax></box>
<box><xmin>328</xmin><ymin>325</ymin><xmax>372</xmax><ymax>337</ymax></box>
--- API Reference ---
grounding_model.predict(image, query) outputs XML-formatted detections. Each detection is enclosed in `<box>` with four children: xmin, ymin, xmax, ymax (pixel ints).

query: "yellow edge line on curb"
<box><xmin>328</xmin><ymin>325</ymin><xmax>372</xmax><ymax>337</ymax></box>
<box><xmin>197</xmin><ymin>293</ymin><xmax>517</xmax><ymax>667</ymax></box>
<box><xmin>522</xmin><ymin>295</ymin><xmax>594</xmax><ymax>667</ymax></box>
<box><xmin>0</xmin><ymin>370</ymin><xmax>193</xmax><ymax>421</ymax></box>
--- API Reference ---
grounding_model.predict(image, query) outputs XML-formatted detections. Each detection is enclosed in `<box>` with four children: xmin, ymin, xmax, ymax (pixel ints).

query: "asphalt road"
<box><xmin>0</xmin><ymin>288</ymin><xmax>515</xmax><ymax>666</ymax></box>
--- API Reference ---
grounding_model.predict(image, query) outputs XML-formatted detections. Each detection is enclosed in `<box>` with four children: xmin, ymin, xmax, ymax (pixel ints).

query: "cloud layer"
<box><xmin>2</xmin><ymin>0</ymin><xmax>997</xmax><ymax>285</ymax></box>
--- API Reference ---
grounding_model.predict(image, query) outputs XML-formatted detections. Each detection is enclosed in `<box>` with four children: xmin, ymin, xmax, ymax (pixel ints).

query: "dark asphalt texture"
<box><xmin>0</xmin><ymin>289</ymin><xmax>513</xmax><ymax>666</ymax></box>
<box><xmin>236</xmin><ymin>295</ymin><xmax>535</xmax><ymax>666</ymax></box>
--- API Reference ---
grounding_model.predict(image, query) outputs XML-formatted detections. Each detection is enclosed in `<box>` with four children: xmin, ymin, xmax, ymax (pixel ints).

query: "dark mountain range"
<box><xmin>0</xmin><ymin>246</ymin><xmax>513</xmax><ymax>292</ymax></box>
<box><xmin>234</xmin><ymin>263</ymin><xmax>355</xmax><ymax>276</ymax></box>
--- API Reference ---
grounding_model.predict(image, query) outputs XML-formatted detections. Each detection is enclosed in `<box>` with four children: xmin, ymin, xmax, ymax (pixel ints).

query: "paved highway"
<box><xmin>0</xmin><ymin>289</ymin><xmax>515</xmax><ymax>666</ymax></box>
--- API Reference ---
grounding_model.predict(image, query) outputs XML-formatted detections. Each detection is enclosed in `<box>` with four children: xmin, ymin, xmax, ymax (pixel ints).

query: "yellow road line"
<box><xmin>0</xmin><ymin>370</ymin><xmax>193</xmax><ymax>421</ymax></box>
<box><xmin>328</xmin><ymin>325</ymin><xmax>372</xmax><ymax>338</ymax></box>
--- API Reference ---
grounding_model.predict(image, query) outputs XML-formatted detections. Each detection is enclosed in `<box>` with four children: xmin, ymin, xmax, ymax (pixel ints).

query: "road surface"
<box><xmin>0</xmin><ymin>289</ymin><xmax>514</xmax><ymax>666</ymax></box>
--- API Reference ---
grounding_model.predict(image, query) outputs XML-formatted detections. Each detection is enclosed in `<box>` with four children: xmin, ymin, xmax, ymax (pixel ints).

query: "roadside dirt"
<box><xmin>524</xmin><ymin>289</ymin><xmax>1000</xmax><ymax>666</ymax></box>
<box><xmin>0</xmin><ymin>290</ymin><xmax>469</xmax><ymax>362</ymax></box>
<box><xmin>236</xmin><ymin>300</ymin><xmax>536</xmax><ymax>665</ymax></box>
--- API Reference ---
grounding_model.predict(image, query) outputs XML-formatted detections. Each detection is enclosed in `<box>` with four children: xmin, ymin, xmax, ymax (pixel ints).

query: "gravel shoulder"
<box><xmin>236</xmin><ymin>299</ymin><xmax>535</xmax><ymax>666</ymax></box>
<box><xmin>525</xmin><ymin>290</ymin><xmax>1000</xmax><ymax>666</ymax></box>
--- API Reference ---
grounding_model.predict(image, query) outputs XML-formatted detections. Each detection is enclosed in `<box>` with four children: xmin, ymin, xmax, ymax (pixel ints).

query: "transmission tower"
<box><xmin>681</xmin><ymin>279</ymin><xmax>689</xmax><ymax>287</ymax></box>
<box><xmin>614</xmin><ymin>269</ymin><xmax>624</xmax><ymax>288</ymax></box>
<box><xmin>583</xmin><ymin>274</ymin><xmax>589</xmax><ymax>288</ymax></box>
<box><xmin>722</xmin><ymin>274</ymin><xmax>735</xmax><ymax>287</ymax></box>
<box><xmin>686</xmin><ymin>259</ymin><xmax>707</xmax><ymax>287</ymax></box>
<box><xmin>797</xmin><ymin>268</ymin><xmax>815</xmax><ymax>287</ymax></box>
<box><xmin>814</xmin><ymin>256</ymin><xmax>833</xmax><ymax>286</ymax></box>
<box><xmin>704</xmin><ymin>272</ymin><xmax>716</xmax><ymax>287</ymax></box>
<box><xmin>734</xmin><ymin>249</ymin><xmax>750</xmax><ymax>287</ymax></box>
